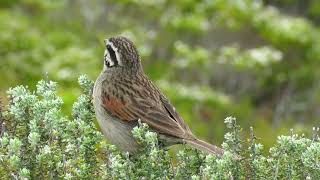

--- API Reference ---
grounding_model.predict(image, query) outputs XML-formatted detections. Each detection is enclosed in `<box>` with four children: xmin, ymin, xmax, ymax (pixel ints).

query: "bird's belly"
<box><xmin>97</xmin><ymin>110</ymin><xmax>139</xmax><ymax>153</ymax></box>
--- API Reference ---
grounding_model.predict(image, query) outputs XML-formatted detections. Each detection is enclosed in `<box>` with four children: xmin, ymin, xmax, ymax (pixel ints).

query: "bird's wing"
<box><xmin>101</xmin><ymin>89</ymin><xmax>193</xmax><ymax>139</ymax></box>
<box><xmin>159</xmin><ymin>95</ymin><xmax>193</xmax><ymax>134</ymax></box>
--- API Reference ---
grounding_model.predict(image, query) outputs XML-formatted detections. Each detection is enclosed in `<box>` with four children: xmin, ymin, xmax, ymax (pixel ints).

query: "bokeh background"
<box><xmin>1</xmin><ymin>0</ymin><xmax>320</xmax><ymax>150</ymax></box>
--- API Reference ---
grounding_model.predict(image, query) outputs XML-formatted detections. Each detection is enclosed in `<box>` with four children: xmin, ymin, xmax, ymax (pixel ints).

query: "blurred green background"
<box><xmin>1</xmin><ymin>0</ymin><xmax>320</xmax><ymax>149</ymax></box>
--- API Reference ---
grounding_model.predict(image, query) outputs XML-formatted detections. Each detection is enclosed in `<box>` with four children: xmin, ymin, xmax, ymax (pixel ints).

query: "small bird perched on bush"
<box><xmin>93</xmin><ymin>36</ymin><xmax>224</xmax><ymax>156</ymax></box>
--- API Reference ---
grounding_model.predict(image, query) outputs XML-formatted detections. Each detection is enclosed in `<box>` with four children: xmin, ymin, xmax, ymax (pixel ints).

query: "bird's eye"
<box><xmin>105</xmin><ymin>60</ymin><xmax>110</xmax><ymax>67</ymax></box>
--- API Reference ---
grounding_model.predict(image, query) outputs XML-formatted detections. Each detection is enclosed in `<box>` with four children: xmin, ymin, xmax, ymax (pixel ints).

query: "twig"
<box><xmin>0</xmin><ymin>97</ymin><xmax>4</xmax><ymax>137</ymax></box>
<box><xmin>249</xmin><ymin>126</ymin><xmax>257</xmax><ymax>180</ymax></box>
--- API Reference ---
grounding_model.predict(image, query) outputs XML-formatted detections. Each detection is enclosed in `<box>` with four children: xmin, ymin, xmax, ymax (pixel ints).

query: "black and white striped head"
<box><xmin>103</xmin><ymin>36</ymin><xmax>141</xmax><ymax>72</ymax></box>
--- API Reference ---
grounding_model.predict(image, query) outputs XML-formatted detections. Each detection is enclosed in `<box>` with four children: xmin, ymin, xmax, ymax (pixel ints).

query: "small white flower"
<box><xmin>42</xmin><ymin>145</ymin><xmax>51</xmax><ymax>155</ymax></box>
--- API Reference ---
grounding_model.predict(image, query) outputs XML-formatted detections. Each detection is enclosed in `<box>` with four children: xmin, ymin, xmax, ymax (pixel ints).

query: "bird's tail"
<box><xmin>184</xmin><ymin>138</ymin><xmax>224</xmax><ymax>157</ymax></box>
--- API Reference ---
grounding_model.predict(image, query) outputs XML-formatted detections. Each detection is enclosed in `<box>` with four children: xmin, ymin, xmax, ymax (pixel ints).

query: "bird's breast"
<box><xmin>93</xmin><ymin>74</ymin><xmax>139</xmax><ymax>153</ymax></box>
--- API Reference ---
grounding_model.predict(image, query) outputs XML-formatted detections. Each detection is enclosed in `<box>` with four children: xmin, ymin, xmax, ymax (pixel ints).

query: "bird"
<box><xmin>93</xmin><ymin>36</ymin><xmax>224</xmax><ymax>156</ymax></box>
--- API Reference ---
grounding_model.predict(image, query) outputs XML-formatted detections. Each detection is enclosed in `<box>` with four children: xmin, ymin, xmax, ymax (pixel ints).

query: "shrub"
<box><xmin>0</xmin><ymin>75</ymin><xmax>319</xmax><ymax>179</ymax></box>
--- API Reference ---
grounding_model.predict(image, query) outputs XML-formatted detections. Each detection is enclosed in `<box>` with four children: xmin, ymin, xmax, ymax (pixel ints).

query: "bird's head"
<box><xmin>103</xmin><ymin>36</ymin><xmax>142</xmax><ymax>73</ymax></box>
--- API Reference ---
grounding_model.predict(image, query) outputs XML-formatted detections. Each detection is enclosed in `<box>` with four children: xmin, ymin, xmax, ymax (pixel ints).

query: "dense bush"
<box><xmin>1</xmin><ymin>0</ymin><xmax>320</xmax><ymax>149</ymax></box>
<box><xmin>0</xmin><ymin>76</ymin><xmax>319</xmax><ymax>179</ymax></box>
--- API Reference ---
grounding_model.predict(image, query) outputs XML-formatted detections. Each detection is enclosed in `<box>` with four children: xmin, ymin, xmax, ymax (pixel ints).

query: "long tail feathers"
<box><xmin>184</xmin><ymin>138</ymin><xmax>224</xmax><ymax>157</ymax></box>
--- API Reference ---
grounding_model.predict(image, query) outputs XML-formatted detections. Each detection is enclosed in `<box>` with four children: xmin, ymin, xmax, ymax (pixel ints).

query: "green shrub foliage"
<box><xmin>0</xmin><ymin>76</ymin><xmax>319</xmax><ymax>179</ymax></box>
<box><xmin>2</xmin><ymin>0</ymin><xmax>320</xmax><ymax>151</ymax></box>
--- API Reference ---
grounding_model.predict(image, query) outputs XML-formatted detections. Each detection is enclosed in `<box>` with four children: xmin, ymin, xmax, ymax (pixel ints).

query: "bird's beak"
<box><xmin>104</xmin><ymin>39</ymin><xmax>109</xmax><ymax>46</ymax></box>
